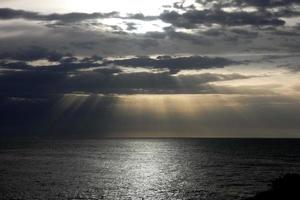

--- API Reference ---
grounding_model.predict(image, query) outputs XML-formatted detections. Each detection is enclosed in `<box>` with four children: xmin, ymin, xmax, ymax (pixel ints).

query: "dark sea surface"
<box><xmin>1</xmin><ymin>139</ymin><xmax>300</xmax><ymax>200</ymax></box>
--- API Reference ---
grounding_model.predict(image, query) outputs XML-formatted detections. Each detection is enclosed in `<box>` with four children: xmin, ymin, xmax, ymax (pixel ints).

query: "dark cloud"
<box><xmin>230</xmin><ymin>29</ymin><xmax>259</xmax><ymax>39</ymax></box>
<box><xmin>0</xmin><ymin>10</ymin><xmax>297</xmax><ymax>56</ymax></box>
<box><xmin>0</xmin><ymin>60</ymin><xmax>31</xmax><ymax>70</ymax></box>
<box><xmin>272</xmin><ymin>8</ymin><xmax>300</xmax><ymax>18</ymax></box>
<box><xmin>166</xmin><ymin>29</ymin><xmax>211</xmax><ymax>44</ymax></box>
<box><xmin>270</xmin><ymin>30</ymin><xmax>300</xmax><ymax>37</ymax></box>
<box><xmin>126</xmin><ymin>22</ymin><xmax>137</xmax><ymax>31</ymax></box>
<box><xmin>70</xmin><ymin>41</ymin><xmax>100</xmax><ymax>50</ymax></box>
<box><xmin>235</xmin><ymin>0</ymin><xmax>300</xmax><ymax>8</ymax></box>
<box><xmin>282</xmin><ymin>42</ymin><xmax>300</xmax><ymax>52</ymax></box>
<box><xmin>277</xmin><ymin>63</ymin><xmax>300</xmax><ymax>72</ymax></box>
<box><xmin>111</xmin><ymin>55</ymin><xmax>240</xmax><ymax>73</ymax></box>
<box><xmin>0</xmin><ymin>56</ymin><xmax>106</xmax><ymax>73</ymax></box>
<box><xmin>0</xmin><ymin>8</ymin><xmax>118</xmax><ymax>23</ymax></box>
<box><xmin>0</xmin><ymin>52</ymin><xmax>254</xmax><ymax>96</ymax></box>
<box><xmin>198</xmin><ymin>27</ymin><xmax>259</xmax><ymax>43</ymax></box>
<box><xmin>125</xmin><ymin>13</ymin><xmax>157</xmax><ymax>21</ymax></box>
<box><xmin>0</xmin><ymin>61</ymin><xmax>254</xmax><ymax>95</ymax></box>
<box><xmin>0</xmin><ymin>46</ymin><xmax>64</xmax><ymax>61</ymax></box>
<box><xmin>196</xmin><ymin>0</ymin><xmax>300</xmax><ymax>9</ymax></box>
<box><xmin>160</xmin><ymin>9</ymin><xmax>285</xmax><ymax>28</ymax></box>
<box><xmin>143</xmin><ymin>29</ymin><xmax>210</xmax><ymax>45</ymax></box>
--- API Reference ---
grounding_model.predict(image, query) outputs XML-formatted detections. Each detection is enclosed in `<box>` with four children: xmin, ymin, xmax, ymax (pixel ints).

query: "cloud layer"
<box><xmin>0</xmin><ymin>0</ymin><xmax>300</xmax><ymax>137</ymax></box>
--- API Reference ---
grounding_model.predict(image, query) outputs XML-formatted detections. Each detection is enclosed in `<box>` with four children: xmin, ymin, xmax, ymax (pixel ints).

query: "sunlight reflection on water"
<box><xmin>1</xmin><ymin>139</ymin><xmax>300</xmax><ymax>200</ymax></box>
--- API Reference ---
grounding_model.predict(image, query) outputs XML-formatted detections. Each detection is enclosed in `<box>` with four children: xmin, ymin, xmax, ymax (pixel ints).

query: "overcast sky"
<box><xmin>1</xmin><ymin>0</ymin><xmax>300</xmax><ymax>138</ymax></box>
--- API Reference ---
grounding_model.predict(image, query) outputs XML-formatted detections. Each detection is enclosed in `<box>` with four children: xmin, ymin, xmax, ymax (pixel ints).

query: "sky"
<box><xmin>0</xmin><ymin>0</ymin><xmax>300</xmax><ymax>138</ymax></box>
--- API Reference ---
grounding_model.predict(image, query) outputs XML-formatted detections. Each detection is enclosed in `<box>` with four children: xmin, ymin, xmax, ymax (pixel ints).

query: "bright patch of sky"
<box><xmin>0</xmin><ymin>0</ymin><xmax>180</xmax><ymax>14</ymax></box>
<box><xmin>99</xmin><ymin>18</ymin><xmax>169</xmax><ymax>33</ymax></box>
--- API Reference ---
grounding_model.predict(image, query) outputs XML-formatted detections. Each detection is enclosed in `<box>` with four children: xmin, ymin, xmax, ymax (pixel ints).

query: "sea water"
<box><xmin>1</xmin><ymin>139</ymin><xmax>300</xmax><ymax>200</ymax></box>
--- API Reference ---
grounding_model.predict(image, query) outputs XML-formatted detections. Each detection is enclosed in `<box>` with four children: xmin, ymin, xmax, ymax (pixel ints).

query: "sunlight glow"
<box><xmin>51</xmin><ymin>93</ymin><xmax>300</xmax><ymax>137</ymax></box>
<box><xmin>115</xmin><ymin>94</ymin><xmax>241</xmax><ymax>119</ymax></box>
<box><xmin>100</xmin><ymin>18</ymin><xmax>169</xmax><ymax>33</ymax></box>
<box><xmin>59</xmin><ymin>0</ymin><xmax>176</xmax><ymax>15</ymax></box>
<box><xmin>0</xmin><ymin>0</ymin><xmax>177</xmax><ymax>14</ymax></box>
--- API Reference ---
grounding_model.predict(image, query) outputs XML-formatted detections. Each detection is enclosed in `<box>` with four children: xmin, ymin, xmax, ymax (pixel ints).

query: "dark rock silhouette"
<box><xmin>246</xmin><ymin>174</ymin><xmax>300</xmax><ymax>200</ymax></box>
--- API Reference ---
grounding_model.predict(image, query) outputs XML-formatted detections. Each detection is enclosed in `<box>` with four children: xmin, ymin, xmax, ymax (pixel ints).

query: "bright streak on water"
<box><xmin>1</xmin><ymin>139</ymin><xmax>300</xmax><ymax>200</ymax></box>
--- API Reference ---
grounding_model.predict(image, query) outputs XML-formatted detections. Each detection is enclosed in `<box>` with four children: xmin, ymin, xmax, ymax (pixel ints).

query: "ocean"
<box><xmin>1</xmin><ymin>139</ymin><xmax>300</xmax><ymax>200</ymax></box>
